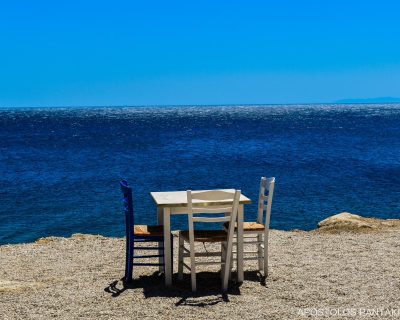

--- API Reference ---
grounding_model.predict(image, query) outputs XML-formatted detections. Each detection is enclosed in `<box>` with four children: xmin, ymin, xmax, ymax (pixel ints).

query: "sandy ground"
<box><xmin>1</xmin><ymin>229</ymin><xmax>400</xmax><ymax>320</ymax></box>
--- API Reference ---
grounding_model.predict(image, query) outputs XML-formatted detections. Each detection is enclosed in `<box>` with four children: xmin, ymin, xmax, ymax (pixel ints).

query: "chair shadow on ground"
<box><xmin>243</xmin><ymin>270</ymin><xmax>267</xmax><ymax>286</ymax></box>
<box><xmin>105</xmin><ymin>270</ymin><xmax>267</xmax><ymax>307</ymax></box>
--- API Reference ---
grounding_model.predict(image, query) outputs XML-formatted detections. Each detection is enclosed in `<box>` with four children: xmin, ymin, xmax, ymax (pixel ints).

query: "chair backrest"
<box><xmin>256</xmin><ymin>177</ymin><xmax>275</xmax><ymax>231</ymax></box>
<box><xmin>186</xmin><ymin>189</ymin><xmax>241</xmax><ymax>236</ymax></box>
<box><xmin>120</xmin><ymin>180</ymin><xmax>134</xmax><ymax>237</ymax></box>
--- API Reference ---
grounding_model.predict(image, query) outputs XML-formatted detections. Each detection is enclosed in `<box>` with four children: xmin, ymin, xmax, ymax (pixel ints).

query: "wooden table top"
<box><xmin>150</xmin><ymin>189</ymin><xmax>251</xmax><ymax>208</ymax></box>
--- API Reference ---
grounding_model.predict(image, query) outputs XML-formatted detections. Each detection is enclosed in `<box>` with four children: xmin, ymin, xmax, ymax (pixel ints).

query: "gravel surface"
<box><xmin>1</xmin><ymin>229</ymin><xmax>400</xmax><ymax>320</ymax></box>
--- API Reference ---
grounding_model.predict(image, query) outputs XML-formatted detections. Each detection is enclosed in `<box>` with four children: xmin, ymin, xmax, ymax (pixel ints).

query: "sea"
<box><xmin>1</xmin><ymin>104</ymin><xmax>399</xmax><ymax>245</ymax></box>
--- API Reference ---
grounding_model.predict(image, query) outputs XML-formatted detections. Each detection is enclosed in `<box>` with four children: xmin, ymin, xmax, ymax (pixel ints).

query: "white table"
<box><xmin>150</xmin><ymin>190</ymin><xmax>251</xmax><ymax>287</ymax></box>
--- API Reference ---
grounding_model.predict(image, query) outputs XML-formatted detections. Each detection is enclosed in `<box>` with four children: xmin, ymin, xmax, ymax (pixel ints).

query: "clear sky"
<box><xmin>1</xmin><ymin>0</ymin><xmax>400</xmax><ymax>107</ymax></box>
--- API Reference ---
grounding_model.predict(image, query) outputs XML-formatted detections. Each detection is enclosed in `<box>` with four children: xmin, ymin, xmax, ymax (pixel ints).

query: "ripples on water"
<box><xmin>0</xmin><ymin>104</ymin><xmax>399</xmax><ymax>244</ymax></box>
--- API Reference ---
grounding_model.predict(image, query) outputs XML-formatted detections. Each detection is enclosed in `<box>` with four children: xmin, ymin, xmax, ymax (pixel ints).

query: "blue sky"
<box><xmin>1</xmin><ymin>0</ymin><xmax>400</xmax><ymax>106</ymax></box>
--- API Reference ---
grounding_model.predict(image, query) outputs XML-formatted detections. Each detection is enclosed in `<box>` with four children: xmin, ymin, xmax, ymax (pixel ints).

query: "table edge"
<box><xmin>150</xmin><ymin>191</ymin><xmax>252</xmax><ymax>207</ymax></box>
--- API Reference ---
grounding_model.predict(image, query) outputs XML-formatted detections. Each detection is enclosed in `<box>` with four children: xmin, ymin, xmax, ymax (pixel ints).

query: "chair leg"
<box><xmin>257</xmin><ymin>233</ymin><xmax>264</xmax><ymax>272</ymax></box>
<box><xmin>222</xmin><ymin>240</ymin><xmax>233</xmax><ymax>292</ymax></box>
<box><xmin>221</xmin><ymin>242</ymin><xmax>234</xmax><ymax>281</ymax></box>
<box><xmin>190</xmin><ymin>261</ymin><xmax>197</xmax><ymax>291</ymax></box>
<box><xmin>263</xmin><ymin>234</ymin><xmax>269</xmax><ymax>277</ymax></box>
<box><xmin>125</xmin><ymin>238</ymin><xmax>133</xmax><ymax>282</ymax></box>
<box><xmin>189</xmin><ymin>242</ymin><xmax>197</xmax><ymax>292</ymax></box>
<box><xmin>178</xmin><ymin>236</ymin><xmax>184</xmax><ymax>281</ymax></box>
<box><xmin>171</xmin><ymin>234</ymin><xmax>174</xmax><ymax>275</ymax></box>
<box><xmin>220</xmin><ymin>242</ymin><xmax>226</xmax><ymax>281</ymax></box>
<box><xmin>229</xmin><ymin>249</ymin><xmax>234</xmax><ymax>281</ymax></box>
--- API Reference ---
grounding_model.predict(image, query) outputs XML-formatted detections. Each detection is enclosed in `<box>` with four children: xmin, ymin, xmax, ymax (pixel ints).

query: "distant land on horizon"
<box><xmin>335</xmin><ymin>97</ymin><xmax>400</xmax><ymax>104</ymax></box>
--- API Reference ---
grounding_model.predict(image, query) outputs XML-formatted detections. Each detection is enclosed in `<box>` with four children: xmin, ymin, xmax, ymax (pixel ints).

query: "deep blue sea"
<box><xmin>1</xmin><ymin>104</ymin><xmax>399</xmax><ymax>244</ymax></box>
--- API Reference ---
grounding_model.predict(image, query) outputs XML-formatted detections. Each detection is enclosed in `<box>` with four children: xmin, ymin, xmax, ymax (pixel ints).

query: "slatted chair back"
<box><xmin>120</xmin><ymin>180</ymin><xmax>134</xmax><ymax>238</ymax></box>
<box><xmin>187</xmin><ymin>189</ymin><xmax>240</xmax><ymax>225</ymax></box>
<box><xmin>256</xmin><ymin>177</ymin><xmax>275</xmax><ymax>231</ymax></box>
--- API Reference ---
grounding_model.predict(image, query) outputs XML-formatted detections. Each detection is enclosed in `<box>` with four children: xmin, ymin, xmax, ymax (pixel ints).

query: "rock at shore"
<box><xmin>317</xmin><ymin>212</ymin><xmax>400</xmax><ymax>233</ymax></box>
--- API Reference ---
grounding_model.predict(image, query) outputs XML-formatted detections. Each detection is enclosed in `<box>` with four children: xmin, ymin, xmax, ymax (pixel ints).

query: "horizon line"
<box><xmin>2</xmin><ymin>101</ymin><xmax>400</xmax><ymax>108</ymax></box>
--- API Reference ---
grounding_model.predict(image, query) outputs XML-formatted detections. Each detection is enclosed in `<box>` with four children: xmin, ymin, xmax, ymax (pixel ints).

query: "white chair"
<box><xmin>224</xmin><ymin>177</ymin><xmax>275</xmax><ymax>277</ymax></box>
<box><xmin>178</xmin><ymin>189</ymin><xmax>241</xmax><ymax>292</ymax></box>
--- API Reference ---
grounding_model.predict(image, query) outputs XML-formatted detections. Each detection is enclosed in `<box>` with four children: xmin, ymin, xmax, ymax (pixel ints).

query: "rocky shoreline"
<box><xmin>316</xmin><ymin>212</ymin><xmax>400</xmax><ymax>233</ymax></box>
<box><xmin>1</xmin><ymin>213</ymin><xmax>399</xmax><ymax>319</ymax></box>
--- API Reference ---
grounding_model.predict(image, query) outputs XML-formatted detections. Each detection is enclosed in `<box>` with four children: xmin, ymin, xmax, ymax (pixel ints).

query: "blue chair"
<box><xmin>120</xmin><ymin>180</ymin><xmax>172</xmax><ymax>282</ymax></box>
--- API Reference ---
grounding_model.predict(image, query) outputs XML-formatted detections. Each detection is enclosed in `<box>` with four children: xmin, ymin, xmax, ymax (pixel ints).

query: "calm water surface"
<box><xmin>1</xmin><ymin>104</ymin><xmax>399</xmax><ymax>244</ymax></box>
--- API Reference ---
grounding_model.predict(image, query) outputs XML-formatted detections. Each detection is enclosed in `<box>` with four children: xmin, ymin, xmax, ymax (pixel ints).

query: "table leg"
<box><xmin>157</xmin><ymin>207</ymin><xmax>164</xmax><ymax>273</ymax></box>
<box><xmin>163</xmin><ymin>207</ymin><xmax>172</xmax><ymax>286</ymax></box>
<box><xmin>237</xmin><ymin>204</ymin><xmax>244</xmax><ymax>283</ymax></box>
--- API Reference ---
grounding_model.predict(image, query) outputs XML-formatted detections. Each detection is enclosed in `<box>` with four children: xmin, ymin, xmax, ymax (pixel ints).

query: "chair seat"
<box><xmin>180</xmin><ymin>230</ymin><xmax>228</xmax><ymax>242</ymax></box>
<box><xmin>224</xmin><ymin>221</ymin><xmax>266</xmax><ymax>232</ymax></box>
<box><xmin>134</xmin><ymin>225</ymin><xmax>164</xmax><ymax>237</ymax></box>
